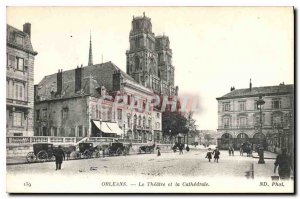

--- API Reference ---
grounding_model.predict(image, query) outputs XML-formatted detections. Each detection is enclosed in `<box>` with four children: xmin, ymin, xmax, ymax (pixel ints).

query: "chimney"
<box><xmin>75</xmin><ymin>67</ymin><xmax>83</xmax><ymax>92</ymax></box>
<box><xmin>23</xmin><ymin>23</ymin><xmax>31</xmax><ymax>38</ymax></box>
<box><xmin>113</xmin><ymin>70</ymin><xmax>122</xmax><ymax>91</ymax></box>
<box><xmin>249</xmin><ymin>78</ymin><xmax>252</xmax><ymax>91</ymax></box>
<box><xmin>57</xmin><ymin>69</ymin><xmax>62</xmax><ymax>95</ymax></box>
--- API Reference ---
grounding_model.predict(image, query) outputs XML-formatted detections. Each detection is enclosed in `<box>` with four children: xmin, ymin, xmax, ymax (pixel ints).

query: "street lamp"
<box><xmin>256</xmin><ymin>95</ymin><xmax>265</xmax><ymax>164</ymax></box>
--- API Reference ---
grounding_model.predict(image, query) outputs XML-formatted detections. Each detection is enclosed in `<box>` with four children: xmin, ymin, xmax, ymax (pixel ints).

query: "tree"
<box><xmin>162</xmin><ymin>112</ymin><xmax>189</xmax><ymax>138</ymax></box>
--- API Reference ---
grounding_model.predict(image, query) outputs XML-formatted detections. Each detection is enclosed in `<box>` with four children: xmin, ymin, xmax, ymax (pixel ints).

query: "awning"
<box><xmin>92</xmin><ymin>120</ymin><xmax>123</xmax><ymax>136</ymax></box>
<box><xmin>106</xmin><ymin>122</ymin><xmax>123</xmax><ymax>136</ymax></box>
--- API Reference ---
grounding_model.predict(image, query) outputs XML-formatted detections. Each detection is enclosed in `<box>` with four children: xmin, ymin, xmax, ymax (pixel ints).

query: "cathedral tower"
<box><xmin>88</xmin><ymin>32</ymin><xmax>93</xmax><ymax>66</ymax></box>
<box><xmin>126</xmin><ymin>13</ymin><xmax>160</xmax><ymax>93</ymax></box>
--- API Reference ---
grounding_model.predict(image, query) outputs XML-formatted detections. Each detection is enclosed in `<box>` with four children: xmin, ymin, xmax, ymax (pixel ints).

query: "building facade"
<box><xmin>6</xmin><ymin>23</ymin><xmax>38</xmax><ymax>137</ymax></box>
<box><xmin>216</xmin><ymin>82</ymin><xmax>294</xmax><ymax>153</ymax></box>
<box><xmin>34</xmin><ymin>62</ymin><xmax>162</xmax><ymax>141</ymax></box>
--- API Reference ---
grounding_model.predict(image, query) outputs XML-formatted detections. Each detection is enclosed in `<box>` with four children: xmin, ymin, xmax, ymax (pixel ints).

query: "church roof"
<box><xmin>217</xmin><ymin>84</ymin><xmax>294</xmax><ymax>100</ymax></box>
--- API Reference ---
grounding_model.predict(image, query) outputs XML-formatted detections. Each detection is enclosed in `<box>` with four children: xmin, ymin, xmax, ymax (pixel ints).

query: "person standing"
<box><xmin>274</xmin><ymin>148</ymin><xmax>292</xmax><ymax>180</ymax></box>
<box><xmin>179</xmin><ymin>143</ymin><xmax>184</xmax><ymax>155</ymax></box>
<box><xmin>54</xmin><ymin>145</ymin><xmax>65</xmax><ymax>170</ymax></box>
<box><xmin>212</xmin><ymin>147</ymin><xmax>220</xmax><ymax>163</ymax></box>
<box><xmin>228</xmin><ymin>146</ymin><xmax>232</xmax><ymax>156</ymax></box>
<box><xmin>156</xmin><ymin>145</ymin><xmax>161</xmax><ymax>157</ymax></box>
<box><xmin>205</xmin><ymin>148</ymin><xmax>212</xmax><ymax>162</ymax></box>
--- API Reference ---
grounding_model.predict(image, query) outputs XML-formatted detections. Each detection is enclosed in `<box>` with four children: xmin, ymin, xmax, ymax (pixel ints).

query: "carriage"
<box><xmin>76</xmin><ymin>143</ymin><xmax>101</xmax><ymax>159</ymax></box>
<box><xmin>240</xmin><ymin>142</ymin><xmax>253</xmax><ymax>157</ymax></box>
<box><xmin>26</xmin><ymin>143</ymin><xmax>57</xmax><ymax>163</ymax></box>
<box><xmin>107</xmin><ymin>142</ymin><xmax>128</xmax><ymax>156</ymax></box>
<box><xmin>138</xmin><ymin>144</ymin><xmax>155</xmax><ymax>154</ymax></box>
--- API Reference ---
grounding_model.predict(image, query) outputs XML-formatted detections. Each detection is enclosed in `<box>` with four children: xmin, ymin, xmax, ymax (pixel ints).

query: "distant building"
<box><xmin>216</xmin><ymin>80</ymin><xmax>294</xmax><ymax>153</ymax></box>
<box><xmin>6</xmin><ymin>23</ymin><xmax>38</xmax><ymax>137</ymax></box>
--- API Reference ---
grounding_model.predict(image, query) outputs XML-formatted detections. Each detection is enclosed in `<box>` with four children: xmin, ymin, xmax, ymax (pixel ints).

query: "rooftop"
<box><xmin>217</xmin><ymin>84</ymin><xmax>294</xmax><ymax>100</ymax></box>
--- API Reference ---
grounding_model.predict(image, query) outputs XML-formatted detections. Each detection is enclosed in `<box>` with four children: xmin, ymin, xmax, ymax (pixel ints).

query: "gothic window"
<box><xmin>135</xmin><ymin>57</ymin><xmax>140</xmax><ymax>71</ymax></box>
<box><xmin>138</xmin><ymin>115</ymin><xmax>142</xmax><ymax>126</ymax></box>
<box><xmin>143</xmin><ymin>116</ymin><xmax>146</xmax><ymax>127</ymax></box>
<box><xmin>134</xmin><ymin>115</ymin><xmax>137</xmax><ymax>126</ymax></box>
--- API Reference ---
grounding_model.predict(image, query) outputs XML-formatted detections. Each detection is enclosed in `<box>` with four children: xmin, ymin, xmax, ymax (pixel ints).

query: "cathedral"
<box><xmin>126</xmin><ymin>13</ymin><xmax>177</xmax><ymax>96</ymax></box>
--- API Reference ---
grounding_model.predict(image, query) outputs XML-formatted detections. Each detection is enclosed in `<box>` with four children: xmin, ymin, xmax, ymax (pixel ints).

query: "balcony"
<box><xmin>6</xmin><ymin>98</ymin><xmax>30</xmax><ymax>109</ymax></box>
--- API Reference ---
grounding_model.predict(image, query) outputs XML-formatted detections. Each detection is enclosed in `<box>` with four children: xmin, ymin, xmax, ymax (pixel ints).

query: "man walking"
<box><xmin>274</xmin><ymin>148</ymin><xmax>292</xmax><ymax>180</ymax></box>
<box><xmin>54</xmin><ymin>145</ymin><xmax>65</xmax><ymax>170</ymax></box>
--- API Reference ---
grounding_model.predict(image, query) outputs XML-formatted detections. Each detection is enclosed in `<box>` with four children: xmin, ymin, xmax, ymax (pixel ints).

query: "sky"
<box><xmin>6</xmin><ymin>7</ymin><xmax>294</xmax><ymax>130</ymax></box>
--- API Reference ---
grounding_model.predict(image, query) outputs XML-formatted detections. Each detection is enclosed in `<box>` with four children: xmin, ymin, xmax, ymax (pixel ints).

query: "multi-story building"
<box><xmin>34</xmin><ymin>61</ymin><xmax>162</xmax><ymax>141</ymax></box>
<box><xmin>126</xmin><ymin>13</ymin><xmax>178</xmax><ymax>96</ymax></box>
<box><xmin>6</xmin><ymin>23</ymin><xmax>38</xmax><ymax>137</ymax></box>
<box><xmin>216</xmin><ymin>81</ymin><xmax>294</xmax><ymax>153</ymax></box>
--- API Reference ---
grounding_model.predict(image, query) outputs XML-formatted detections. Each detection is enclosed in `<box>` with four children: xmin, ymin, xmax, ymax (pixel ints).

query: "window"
<box><xmin>143</xmin><ymin>116</ymin><xmax>146</xmax><ymax>127</ymax></box>
<box><xmin>36</xmin><ymin>110</ymin><xmax>40</xmax><ymax>121</ymax></box>
<box><xmin>127</xmin><ymin>115</ymin><xmax>131</xmax><ymax>128</ymax></box>
<box><xmin>53</xmin><ymin>127</ymin><xmax>57</xmax><ymax>136</ymax></box>
<box><xmin>42</xmin><ymin>109</ymin><xmax>47</xmax><ymax>120</ymax></box>
<box><xmin>138</xmin><ymin>115</ymin><xmax>142</xmax><ymax>126</ymax></box>
<box><xmin>223</xmin><ymin>103</ymin><xmax>231</xmax><ymax>111</ymax></box>
<box><xmin>117</xmin><ymin>109</ymin><xmax>122</xmax><ymax>120</ymax></box>
<box><xmin>148</xmin><ymin>118</ymin><xmax>152</xmax><ymax>128</ymax></box>
<box><xmin>62</xmin><ymin>108</ymin><xmax>68</xmax><ymax>119</ymax></box>
<box><xmin>272</xmin><ymin>100</ymin><xmax>281</xmax><ymax>109</ymax></box>
<box><xmin>70</xmin><ymin>128</ymin><xmax>75</xmax><ymax>137</ymax></box>
<box><xmin>15</xmin><ymin>82</ymin><xmax>24</xmax><ymax>100</ymax></box>
<box><xmin>16</xmin><ymin>57</ymin><xmax>24</xmax><ymax>71</ymax></box>
<box><xmin>157</xmin><ymin>113</ymin><xmax>160</xmax><ymax>118</ymax></box>
<box><xmin>273</xmin><ymin>114</ymin><xmax>283</xmax><ymax>126</ymax></box>
<box><xmin>78</xmin><ymin>126</ymin><xmax>83</xmax><ymax>137</ymax></box>
<box><xmin>7</xmin><ymin>54</ymin><xmax>15</xmax><ymax>67</ymax></box>
<box><xmin>239</xmin><ymin>101</ymin><xmax>246</xmax><ymax>111</ymax></box>
<box><xmin>15</xmin><ymin>35</ymin><xmax>23</xmax><ymax>45</ymax></box>
<box><xmin>156</xmin><ymin>122</ymin><xmax>160</xmax><ymax>129</ymax></box>
<box><xmin>238</xmin><ymin>117</ymin><xmax>247</xmax><ymax>127</ymax></box>
<box><xmin>223</xmin><ymin>117</ymin><xmax>230</xmax><ymax>128</ymax></box>
<box><xmin>13</xmin><ymin>112</ymin><xmax>22</xmax><ymax>126</ymax></box>
<box><xmin>127</xmin><ymin>95</ymin><xmax>131</xmax><ymax>105</ymax></box>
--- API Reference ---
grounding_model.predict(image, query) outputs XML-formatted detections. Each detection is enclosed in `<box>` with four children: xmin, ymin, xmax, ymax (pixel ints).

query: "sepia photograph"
<box><xmin>5</xmin><ymin>6</ymin><xmax>294</xmax><ymax>193</ymax></box>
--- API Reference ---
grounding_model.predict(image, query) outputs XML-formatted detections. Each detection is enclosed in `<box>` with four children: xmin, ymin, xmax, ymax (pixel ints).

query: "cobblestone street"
<box><xmin>7</xmin><ymin>148</ymin><xmax>277</xmax><ymax>179</ymax></box>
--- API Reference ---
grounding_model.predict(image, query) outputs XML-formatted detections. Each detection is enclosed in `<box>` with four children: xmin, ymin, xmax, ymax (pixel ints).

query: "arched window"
<box><xmin>135</xmin><ymin>57</ymin><xmax>140</xmax><ymax>71</ymax></box>
<box><xmin>221</xmin><ymin>133</ymin><xmax>233</xmax><ymax>139</ymax></box>
<box><xmin>143</xmin><ymin>116</ymin><xmax>146</xmax><ymax>127</ymax></box>
<box><xmin>134</xmin><ymin>115</ymin><xmax>137</xmax><ymax>126</ymax></box>
<box><xmin>138</xmin><ymin>115</ymin><xmax>142</xmax><ymax>126</ymax></box>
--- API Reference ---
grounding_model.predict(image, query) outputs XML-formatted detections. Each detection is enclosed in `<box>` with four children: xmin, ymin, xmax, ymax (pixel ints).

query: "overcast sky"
<box><xmin>7</xmin><ymin>7</ymin><xmax>294</xmax><ymax>130</ymax></box>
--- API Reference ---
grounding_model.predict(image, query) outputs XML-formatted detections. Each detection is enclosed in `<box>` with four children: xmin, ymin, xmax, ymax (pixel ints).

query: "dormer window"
<box><xmin>15</xmin><ymin>35</ymin><xmax>24</xmax><ymax>46</ymax></box>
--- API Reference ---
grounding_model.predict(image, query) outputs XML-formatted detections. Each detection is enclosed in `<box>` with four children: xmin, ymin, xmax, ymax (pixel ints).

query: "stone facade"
<box><xmin>35</xmin><ymin>62</ymin><xmax>163</xmax><ymax>141</ymax></box>
<box><xmin>6</xmin><ymin>23</ymin><xmax>38</xmax><ymax>137</ymax></box>
<box><xmin>126</xmin><ymin>13</ymin><xmax>177</xmax><ymax>96</ymax></box>
<box><xmin>216</xmin><ymin>82</ymin><xmax>294</xmax><ymax>152</ymax></box>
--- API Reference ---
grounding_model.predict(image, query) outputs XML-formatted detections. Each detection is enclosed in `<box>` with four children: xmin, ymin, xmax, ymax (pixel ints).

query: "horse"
<box><xmin>62</xmin><ymin>145</ymin><xmax>76</xmax><ymax>160</ymax></box>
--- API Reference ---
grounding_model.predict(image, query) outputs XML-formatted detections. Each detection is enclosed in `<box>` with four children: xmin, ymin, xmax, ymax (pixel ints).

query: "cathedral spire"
<box><xmin>88</xmin><ymin>31</ymin><xmax>93</xmax><ymax>66</ymax></box>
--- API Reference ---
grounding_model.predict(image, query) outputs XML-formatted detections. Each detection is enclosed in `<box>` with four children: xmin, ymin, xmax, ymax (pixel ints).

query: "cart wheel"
<box><xmin>37</xmin><ymin>150</ymin><xmax>48</xmax><ymax>162</ymax></box>
<box><xmin>26</xmin><ymin>152</ymin><xmax>36</xmax><ymax>163</ymax></box>
<box><xmin>116</xmin><ymin>148</ymin><xmax>122</xmax><ymax>156</ymax></box>
<box><xmin>95</xmin><ymin>151</ymin><xmax>100</xmax><ymax>158</ymax></box>
<box><xmin>83</xmin><ymin>150</ymin><xmax>92</xmax><ymax>159</ymax></box>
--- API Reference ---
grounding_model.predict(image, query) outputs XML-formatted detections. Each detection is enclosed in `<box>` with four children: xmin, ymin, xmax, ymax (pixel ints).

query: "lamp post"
<box><xmin>257</xmin><ymin>95</ymin><xmax>265</xmax><ymax>164</ymax></box>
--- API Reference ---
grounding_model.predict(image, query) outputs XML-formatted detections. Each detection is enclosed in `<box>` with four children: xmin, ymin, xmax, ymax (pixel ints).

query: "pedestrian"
<box><xmin>179</xmin><ymin>143</ymin><xmax>184</xmax><ymax>155</ymax></box>
<box><xmin>156</xmin><ymin>145</ymin><xmax>161</xmax><ymax>157</ymax></box>
<box><xmin>240</xmin><ymin>146</ymin><xmax>243</xmax><ymax>156</ymax></box>
<box><xmin>205</xmin><ymin>148</ymin><xmax>212</xmax><ymax>162</ymax></box>
<box><xmin>228</xmin><ymin>146</ymin><xmax>232</xmax><ymax>156</ymax></box>
<box><xmin>274</xmin><ymin>148</ymin><xmax>292</xmax><ymax>180</ymax></box>
<box><xmin>54</xmin><ymin>145</ymin><xmax>65</xmax><ymax>170</ymax></box>
<box><xmin>212</xmin><ymin>147</ymin><xmax>220</xmax><ymax>163</ymax></box>
<box><xmin>231</xmin><ymin>146</ymin><xmax>234</xmax><ymax>156</ymax></box>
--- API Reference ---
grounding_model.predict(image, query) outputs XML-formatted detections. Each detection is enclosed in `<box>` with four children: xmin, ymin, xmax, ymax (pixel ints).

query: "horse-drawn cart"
<box><xmin>138</xmin><ymin>144</ymin><xmax>155</xmax><ymax>154</ymax></box>
<box><xmin>26</xmin><ymin>143</ymin><xmax>57</xmax><ymax>163</ymax></box>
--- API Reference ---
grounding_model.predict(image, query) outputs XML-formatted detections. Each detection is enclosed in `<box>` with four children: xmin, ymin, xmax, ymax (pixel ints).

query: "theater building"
<box><xmin>216</xmin><ymin>81</ymin><xmax>294</xmax><ymax>153</ymax></box>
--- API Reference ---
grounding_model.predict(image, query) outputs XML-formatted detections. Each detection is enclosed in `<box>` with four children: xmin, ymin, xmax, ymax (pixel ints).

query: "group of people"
<box><xmin>205</xmin><ymin>147</ymin><xmax>220</xmax><ymax>163</ymax></box>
